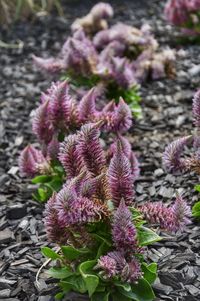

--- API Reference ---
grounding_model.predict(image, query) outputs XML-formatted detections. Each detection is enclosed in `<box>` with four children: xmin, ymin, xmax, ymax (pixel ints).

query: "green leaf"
<box><xmin>118</xmin><ymin>278</ymin><xmax>155</xmax><ymax>301</ymax></box>
<box><xmin>195</xmin><ymin>184</ymin><xmax>200</xmax><ymax>192</ymax></box>
<box><xmin>79</xmin><ymin>260</ymin><xmax>99</xmax><ymax>297</ymax></box>
<box><xmin>142</xmin><ymin>263</ymin><xmax>157</xmax><ymax>284</ymax></box>
<box><xmin>41</xmin><ymin>247</ymin><xmax>61</xmax><ymax>260</ymax></box>
<box><xmin>48</xmin><ymin>267</ymin><xmax>73</xmax><ymax>279</ymax></box>
<box><xmin>32</xmin><ymin>175</ymin><xmax>52</xmax><ymax>184</ymax></box>
<box><xmin>91</xmin><ymin>291</ymin><xmax>110</xmax><ymax>301</ymax></box>
<box><xmin>55</xmin><ymin>292</ymin><xmax>65</xmax><ymax>300</ymax></box>
<box><xmin>61</xmin><ymin>275</ymin><xmax>87</xmax><ymax>293</ymax></box>
<box><xmin>192</xmin><ymin>201</ymin><xmax>200</xmax><ymax>218</ymax></box>
<box><xmin>61</xmin><ymin>246</ymin><xmax>90</xmax><ymax>261</ymax></box>
<box><xmin>96</xmin><ymin>242</ymin><xmax>110</xmax><ymax>259</ymax></box>
<box><xmin>114</xmin><ymin>282</ymin><xmax>132</xmax><ymax>292</ymax></box>
<box><xmin>137</xmin><ymin>226</ymin><xmax>162</xmax><ymax>246</ymax></box>
<box><xmin>131</xmin><ymin>278</ymin><xmax>155</xmax><ymax>301</ymax></box>
<box><xmin>112</xmin><ymin>292</ymin><xmax>133</xmax><ymax>301</ymax></box>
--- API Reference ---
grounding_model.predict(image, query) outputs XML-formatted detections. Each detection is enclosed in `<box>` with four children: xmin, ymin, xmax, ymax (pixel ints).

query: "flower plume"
<box><xmin>163</xmin><ymin>136</ymin><xmax>192</xmax><ymax>173</ymax></box>
<box><xmin>108</xmin><ymin>141</ymin><xmax>135</xmax><ymax>207</ymax></box>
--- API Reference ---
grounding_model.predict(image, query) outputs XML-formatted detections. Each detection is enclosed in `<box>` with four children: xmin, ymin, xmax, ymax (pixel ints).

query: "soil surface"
<box><xmin>1</xmin><ymin>0</ymin><xmax>200</xmax><ymax>300</ymax></box>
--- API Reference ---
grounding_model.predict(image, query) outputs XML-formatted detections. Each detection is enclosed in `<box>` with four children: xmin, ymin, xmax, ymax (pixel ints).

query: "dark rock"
<box><xmin>6</xmin><ymin>204</ymin><xmax>27</xmax><ymax>220</ymax></box>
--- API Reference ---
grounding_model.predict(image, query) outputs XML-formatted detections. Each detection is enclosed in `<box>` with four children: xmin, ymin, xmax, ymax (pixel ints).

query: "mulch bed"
<box><xmin>1</xmin><ymin>0</ymin><xmax>200</xmax><ymax>300</ymax></box>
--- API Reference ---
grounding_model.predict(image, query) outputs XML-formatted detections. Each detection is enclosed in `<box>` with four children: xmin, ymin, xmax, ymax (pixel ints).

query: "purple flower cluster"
<box><xmin>165</xmin><ymin>0</ymin><xmax>200</xmax><ymax>35</ymax></box>
<box><xmin>33</xmin><ymin>3</ymin><xmax>175</xmax><ymax>89</ymax></box>
<box><xmin>42</xmin><ymin>122</ymin><xmax>191</xmax><ymax>283</ymax></box>
<box><xmin>139</xmin><ymin>194</ymin><xmax>191</xmax><ymax>232</ymax></box>
<box><xmin>96</xmin><ymin>251</ymin><xmax>142</xmax><ymax>283</ymax></box>
<box><xmin>163</xmin><ymin>90</ymin><xmax>200</xmax><ymax>175</ymax></box>
<box><xmin>19</xmin><ymin>80</ymin><xmax>132</xmax><ymax>178</ymax></box>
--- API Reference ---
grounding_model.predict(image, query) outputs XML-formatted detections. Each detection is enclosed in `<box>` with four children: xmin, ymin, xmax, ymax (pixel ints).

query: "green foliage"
<box><xmin>41</xmin><ymin>220</ymin><xmax>156</xmax><ymax>301</ymax></box>
<box><xmin>192</xmin><ymin>185</ymin><xmax>200</xmax><ymax>219</ymax></box>
<box><xmin>192</xmin><ymin>201</ymin><xmax>200</xmax><ymax>219</ymax></box>
<box><xmin>137</xmin><ymin>226</ymin><xmax>162</xmax><ymax>246</ymax></box>
<box><xmin>32</xmin><ymin>163</ymin><xmax>64</xmax><ymax>202</ymax></box>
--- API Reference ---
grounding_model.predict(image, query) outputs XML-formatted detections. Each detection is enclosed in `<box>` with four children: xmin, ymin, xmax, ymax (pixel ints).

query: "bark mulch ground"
<box><xmin>1</xmin><ymin>0</ymin><xmax>200</xmax><ymax>300</ymax></box>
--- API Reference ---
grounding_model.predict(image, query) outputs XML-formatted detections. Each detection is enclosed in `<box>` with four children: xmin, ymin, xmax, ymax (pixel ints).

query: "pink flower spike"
<box><xmin>193</xmin><ymin>89</ymin><xmax>200</xmax><ymax>129</ymax></box>
<box><xmin>19</xmin><ymin>145</ymin><xmax>46</xmax><ymax>177</ymax></box>
<box><xmin>77</xmin><ymin>123</ymin><xmax>106</xmax><ymax>175</ymax></box>
<box><xmin>32</xmin><ymin>55</ymin><xmax>65</xmax><ymax>74</ymax></box>
<box><xmin>59</xmin><ymin>134</ymin><xmax>83</xmax><ymax>178</ymax></box>
<box><xmin>108</xmin><ymin>141</ymin><xmax>135</xmax><ymax>207</ymax></box>
<box><xmin>78</xmin><ymin>87</ymin><xmax>98</xmax><ymax>122</ymax></box>
<box><xmin>90</xmin><ymin>2</ymin><xmax>114</xmax><ymax>20</ymax></box>
<box><xmin>113</xmin><ymin>97</ymin><xmax>132</xmax><ymax>133</ymax></box>
<box><xmin>163</xmin><ymin>136</ymin><xmax>192</xmax><ymax>173</ymax></box>
<box><xmin>112</xmin><ymin>199</ymin><xmax>137</xmax><ymax>251</ymax></box>
<box><xmin>171</xmin><ymin>193</ymin><xmax>191</xmax><ymax>232</ymax></box>
<box><xmin>32</xmin><ymin>100</ymin><xmax>53</xmax><ymax>145</ymax></box>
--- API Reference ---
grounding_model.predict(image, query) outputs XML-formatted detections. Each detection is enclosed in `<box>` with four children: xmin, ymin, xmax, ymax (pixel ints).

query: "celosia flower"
<box><xmin>192</xmin><ymin>89</ymin><xmax>200</xmax><ymax>128</ymax></box>
<box><xmin>19</xmin><ymin>145</ymin><xmax>49</xmax><ymax>177</ymax></box>
<box><xmin>112</xmin><ymin>98</ymin><xmax>133</xmax><ymax>133</ymax></box>
<box><xmin>71</xmin><ymin>2</ymin><xmax>113</xmax><ymax>34</ymax></box>
<box><xmin>32</xmin><ymin>100</ymin><xmax>53</xmax><ymax>145</ymax></box>
<box><xmin>163</xmin><ymin>136</ymin><xmax>192</xmax><ymax>173</ymax></box>
<box><xmin>32</xmin><ymin>55</ymin><xmax>66</xmax><ymax>73</ymax></box>
<box><xmin>55</xmin><ymin>185</ymin><xmax>108</xmax><ymax>226</ymax></box>
<box><xmin>121</xmin><ymin>256</ymin><xmax>142</xmax><ymax>283</ymax></box>
<box><xmin>96</xmin><ymin>251</ymin><xmax>142</xmax><ymax>283</ymax></box>
<box><xmin>77</xmin><ymin>123</ymin><xmax>106</xmax><ymax>175</ymax></box>
<box><xmin>90</xmin><ymin>2</ymin><xmax>114</xmax><ymax>20</ymax></box>
<box><xmin>109</xmin><ymin>136</ymin><xmax>140</xmax><ymax>182</ymax></box>
<box><xmin>63</xmin><ymin>37</ymin><xmax>98</xmax><ymax>76</ymax></box>
<box><xmin>47</xmin><ymin>136</ymin><xmax>60</xmax><ymax>161</ymax></box>
<box><xmin>164</xmin><ymin>0</ymin><xmax>189</xmax><ymax>26</ymax></box>
<box><xmin>48</xmin><ymin>81</ymin><xmax>79</xmax><ymax>131</ymax></box>
<box><xmin>59</xmin><ymin>134</ymin><xmax>84</xmax><ymax>178</ymax></box>
<box><xmin>108</xmin><ymin>142</ymin><xmax>135</xmax><ymax>206</ymax></box>
<box><xmin>112</xmin><ymin>200</ymin><xmax>137</xmax><ymax>251</ymax></box>
<box><xmin>95</xmin><ymin>254</ymin><xmax>117</xmax><ymax>278</ymax></box>
<box><xmin>171</xmin><ymin>193</ymin><xmax>191</xmax><ymax>231</ymax></box>
<box><xmin>44</xmin><ymin>193</ymin><xmax>69</xmax><ymax>244</ymax></box>
<box><xmin>139</xmin><ymin>194</ymin><xmax>191</xmax><ymax>232</ymax></box>
<box><xmin>78</xmin><ymin>87</ymin><xmax>98</xmax><ymax>122</ymax></box>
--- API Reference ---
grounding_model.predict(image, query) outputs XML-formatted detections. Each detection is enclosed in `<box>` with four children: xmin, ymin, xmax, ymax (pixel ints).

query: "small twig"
<box><xmin>35</xmin><ymin>246</ymin><xmax>60</xmax><ymax>288</ymax></box>
<box><xmin>0</xmin><ymin>39</ymin><xmax>24</xmax><ymax>49</ymax></box>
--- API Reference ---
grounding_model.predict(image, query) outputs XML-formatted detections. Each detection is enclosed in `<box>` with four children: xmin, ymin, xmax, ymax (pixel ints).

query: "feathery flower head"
<box><xmin>32</xmin><ymin>55</ymin><xmax>66</xmax><ymax>74</ymax></box>
<box><xmin>96</xmin><ymin>251</ymin><xmax>142</xmax><ymax>283</ymax></box>
<box><xmin>163</xmin><ymin>136</ymin><xmax>192</xmax><ymax>173</ymax></box>
<box><xmin>112</xmin><ymin>199</ymin><xmax>137</xmax><ymax>251</ymax></box>
<box><xmin>193</xmin><ymin>89</ymin><xmax>200</xmax><ymax>128</ymax></box>
<box><xmin>77</xmin><ymin>123</ymin><xmax>106</xmax><ymax>175</ymax></box>
<box><xmin>165</xmin><ymin>0</ymin><xmax>189</xmax><ymax>26</ymax></box>
<box><xmin>59</xmin><ymin>134</ymin><xmax>83</xmax><ymax>178</ymax></box>
<box><xmin>19</xmin><ymin>145</ymin><xmax>49</xmax><ymax>177</ymax></box>
<box><xmin>44</xmin><ymin>193</ymin><xmax>69</xmax><ymax>244</ymax></box>
<box><xmin>108</xmin><ymin>136</ymin><xmax>140</xmax><ymax>182</ymax></box>
<box><xmin>55</xmin><ymin>184</ymin><xmax>108</xmax><ymax>227</ymax></box>
<box><xmin>47</xmin><ymin>136</ymin><xmax>60</xmax><ymax>161</ymax></box>
<box><xmin>139</xmin><ymin>194</ymin><xmax>191</xmax><ymax>232</ymax></box>
<box><xmin>171</xmin><ymin>193</ymin><xmax>191</xmax><ymax>231</ymax></box>
<box><xmin>95</xmin><ymin>254</ymin><xmax>117</xmax><ymax>279</ymax></box>
<box><xmin>64</xmin><ymin>37</ymin><xmax>98</xmax><ymax>76</ymax></box>
<box><xmin>90</xmin><ymin>2</ymin><xmax>114</xmax><ymax>20</ymax></box>
<box><xmin>78</xmin><ymin>87</ymin><xmax>98</xmax><ymax>122</ymax></box>
<box><xmin>48</xmin><ymin>80</ymin><xmax>79</xmax><ymax>131</ymax></box>
<box><xmin>108</xmin><ymin>141</ymin><xmax>135</xmax><ymax>207</ymax></box>
<box><xmin>32</xmin><ymin>100</ymin><xmax>53</xmax><ymax>145</ymax></box>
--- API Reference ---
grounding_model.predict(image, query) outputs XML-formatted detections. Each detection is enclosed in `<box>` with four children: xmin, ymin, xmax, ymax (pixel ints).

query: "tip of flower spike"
<box><xmin>193</xmin><ymin>89</ymin><xmax>200</xmax><ymax>128</ymax></box>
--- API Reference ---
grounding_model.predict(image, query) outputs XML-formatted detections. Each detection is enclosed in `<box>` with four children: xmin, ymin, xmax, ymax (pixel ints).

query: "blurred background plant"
<box><xmin>0</xmin><ymin>0</ymin><xmax>63</xmax><ymax>26</ymax></box>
